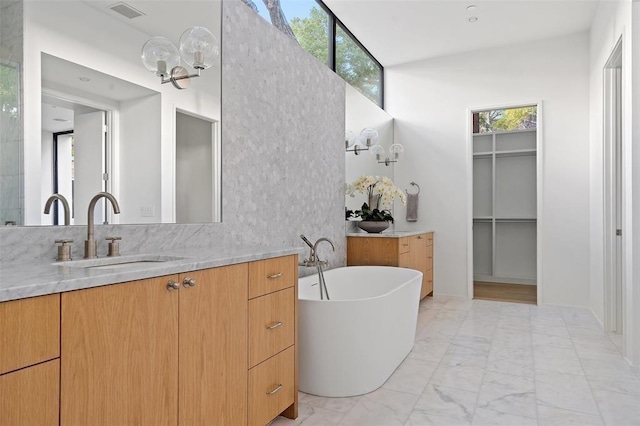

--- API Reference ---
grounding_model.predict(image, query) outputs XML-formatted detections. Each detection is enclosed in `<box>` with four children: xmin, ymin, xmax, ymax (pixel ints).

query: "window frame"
<box><xmin>314</xmin><ymin>0</ymin><xmax>384</xmax><ymax>108</ymax></box>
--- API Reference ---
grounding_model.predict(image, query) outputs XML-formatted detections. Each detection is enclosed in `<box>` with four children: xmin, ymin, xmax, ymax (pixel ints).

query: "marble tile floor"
<box><xmin>271</xmin><ymin>295</ymin><xmax>640</xmax><ymax>426</ymax></box>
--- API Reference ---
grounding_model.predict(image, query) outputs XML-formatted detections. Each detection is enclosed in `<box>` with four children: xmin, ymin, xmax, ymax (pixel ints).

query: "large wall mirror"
<box><xmin>2</xmin><ymin>0</ymin><xmax>221</xmax><ymax>226</ymax></box>
<box><xmin>345</xmin><ymin>84</ymin><xmax>394</xmax><ymax>212</ymax></box>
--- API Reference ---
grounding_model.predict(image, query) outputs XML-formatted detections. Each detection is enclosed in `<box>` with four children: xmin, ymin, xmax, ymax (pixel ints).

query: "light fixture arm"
<box><xmin>158</xmin><ymin>66</ymin><xmax>202</xmax><ymax>90</ymax></box>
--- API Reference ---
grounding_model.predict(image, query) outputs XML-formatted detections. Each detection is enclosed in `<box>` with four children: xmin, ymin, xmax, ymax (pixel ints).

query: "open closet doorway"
<box><xmin>41</xmin><ymin>93</ymin><xmax>111</xmax><ymax>226</ymax></box>
<box><xmin>469</xmin><ymin>104</ymin><xmax>542</xmax><ymax>304</ymax></box>
<box><xmin>603</xmin><ymin>39</ymin><xmax>623</xmax><ymax>340</ymax></box>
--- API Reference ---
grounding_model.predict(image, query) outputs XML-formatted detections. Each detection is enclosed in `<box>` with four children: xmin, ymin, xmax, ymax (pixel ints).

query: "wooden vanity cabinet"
<box><xmin>348</xmin><ymin>232</ymin><xmax>434</xmax><ymax>299</ymax></box>
<box><xmin>0</xmin><ymin>294</ymin><xmax>60</xmax><ymax>426</ymax></box>
<box><xmin>1</xmin><ymin>254</ymin><xmax>297</xmax><ymax>426</ymax></box>
<box><xmin>61</xmin><ymin>264</ymin><xmax>249</xmax><ymax>426</ymax></box>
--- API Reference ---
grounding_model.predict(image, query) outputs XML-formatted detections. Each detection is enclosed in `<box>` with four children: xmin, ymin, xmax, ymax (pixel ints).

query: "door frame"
<box><xmin>466</xmin><ymin>101</ymin><xmax>544</xmax><ymax>303</ymax></box>
<box><xmin>42</xmin><ymin>88</ymin><xmax>118</xmax><ymax>223</ymax></box>
<box><xmin>603</xmin><ymin>37</ymin><xmax>624</xmax><ymax>334</ymax></box>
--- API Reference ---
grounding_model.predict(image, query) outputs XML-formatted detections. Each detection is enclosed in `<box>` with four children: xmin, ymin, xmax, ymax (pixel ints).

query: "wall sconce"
<box><xmin>346</xmin><ymin>128</ymin><xmax>378</xmax><ymax>155</ymax></box>
<box><xmin>141</xmin><ymin>26</ymin><xmax>219</xmax><ymax>90</ymax></box>
<box><xmin>371</xmin><ymin>143</ymin><xmax>404</xmax><ymax>166</ymax></box>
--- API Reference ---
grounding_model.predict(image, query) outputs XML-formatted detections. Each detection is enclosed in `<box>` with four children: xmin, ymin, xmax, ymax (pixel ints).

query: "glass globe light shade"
<box><xmin>370</xmin><ymin>144</ymin><xmax>385</xmax><ymax>161</ymax></box>
<box><xmin>141</xmin><ymin>37</ymin><xmax>180</xmax><ymax>78</ymax></box>
<box><xmin>179</xmin><ymin>26</ymin><xmax>219</xmax><ymax>70</ymax></box>
<box><xmin>359</xmin><ymin>128</ymin><xmax>379</xmax><ymax>147</ymax></box>
<box><xmin>390</xmin><ymin>143</ymin><xmax>405</xmax><ymax>159</ymax></box>
<box><xmin>345</xmin><ymin>130</ymin><xmax>356</xmax><ymax>148</ymax></box>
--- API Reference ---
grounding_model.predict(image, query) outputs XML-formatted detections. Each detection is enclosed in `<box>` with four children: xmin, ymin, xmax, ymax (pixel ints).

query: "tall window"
<box><xmin>335</xmin><ymin>24</ymin><xmax>381</xmax><ymax>106</ymax></box>
<box><xmin>243</xmin><ymin>0</ymin><xmax>384</xmax><ymax>108</ymax></box>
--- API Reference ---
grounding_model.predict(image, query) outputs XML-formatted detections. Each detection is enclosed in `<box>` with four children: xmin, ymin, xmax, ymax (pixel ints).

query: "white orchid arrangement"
<box><xmin>346</xmin><ymin>175</ymin><xmax>406</xmax><ymax>222</ymax></box>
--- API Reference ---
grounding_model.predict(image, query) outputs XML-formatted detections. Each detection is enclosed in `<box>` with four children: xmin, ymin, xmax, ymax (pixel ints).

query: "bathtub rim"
<box><xmin>298</xmin><ymin>265</ymin><xmax>423</xmax><ymax>302</ymax></box>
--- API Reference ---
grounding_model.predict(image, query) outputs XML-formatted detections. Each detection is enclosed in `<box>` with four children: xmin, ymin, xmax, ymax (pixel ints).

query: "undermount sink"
<box><xmin>57</xmin><ymin>254</ymin><xmax>190</xmax><ymax>270</ymax></box>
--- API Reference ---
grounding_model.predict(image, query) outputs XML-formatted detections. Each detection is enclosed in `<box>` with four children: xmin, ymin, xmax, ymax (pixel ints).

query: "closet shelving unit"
<box><xmin>473</xmin><ymin>128</ymin><xmax>537</xmax><ymax>285</ymax></box>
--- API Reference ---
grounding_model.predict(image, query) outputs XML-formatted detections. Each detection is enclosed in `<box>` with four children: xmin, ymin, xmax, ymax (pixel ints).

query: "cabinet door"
<box><xmin>347</xmin><ymin>237</ymin><xmax>400</xmax><ymax>266</ymax></box>
<box><xmin>179</xmin><ymin>264</ymin><xmax>248</xmax><ymax>426</ymax></box>
<box><xmin>61</xmin><ymin>275</ymin><xmax>179</xmax><ymax>426</ymax></box>
<box><xmin>411</xmin><ymin>235</ymin><xmax>429</xmax><ymax>299</ymax></box>
<box><xmin>0</xmin><ymin>359</ymin><xmax>59</xmax><ymax>426</ymax></box>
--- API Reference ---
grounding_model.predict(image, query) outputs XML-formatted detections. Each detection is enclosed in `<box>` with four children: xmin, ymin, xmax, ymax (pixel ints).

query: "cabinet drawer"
<box><xmin>398</xmin><ymin>237</ymin><xmax>411</xmax><ymax>254</ymax></box>
<box><xmin>0</xmin><ymin>294</ymin><xmax>59</xmax><ymax>374</ymax></box>
<box><xmin>0</xmin><ymin>359</ymin><xmax>59</xmax><ymax>426</ymax></box>
<box><xmin>425</xmin><ymin>232</ymin><xmax>433</xmax><ymax>246</ymax></box>
<box><xmin>426</xmin><ymin>244</ymin><xmax>433</xmax><ymax>268</ymax></box>
<box><xmin>248</xmin><ymin>346</ymin><xmax>295</xmax><ymax>426</ymax></box>
<box><xmin>249</xmin><ymin>288</ymin><xmax>295</xmax><ymax>368</ymax></box>
<box><xmin>249</xmin><ymin>256</ymin><xmax>296</xmax><ymax>299</ymax></box>
<box><xmin>425</xmin><ymin>269</ymin><xmax>434</xmax><ymax>296</ymax></box>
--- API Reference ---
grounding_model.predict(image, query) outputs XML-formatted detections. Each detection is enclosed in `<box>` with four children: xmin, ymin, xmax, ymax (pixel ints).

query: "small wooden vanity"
<box><xmin>0</xmin><ymin>253</ymin><xmax>298</xmax><ymax>426</ymax></box>
<box><xmin>347</xmin><ymin>231</ymin><xmax>434</xmax><ymax>299</ymax></box>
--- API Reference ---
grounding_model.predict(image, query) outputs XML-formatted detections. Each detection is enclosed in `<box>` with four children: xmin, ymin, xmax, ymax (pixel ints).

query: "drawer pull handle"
<box><xmin>266</xmin><ymin>321</ymin><xmax>283</xmax><ymax>330</ymax></box>
<box><xmin>267</xmin><ymin>273</ymin><xmax>283</xmax><ymax>279</ymax></box>
<box><xmin>166</xmin><ymin>280</ymin><xmax>180</xmax><ymax>291</ymax></box>
<box><xmin>183</xmin><ymin>277</ymin><xmax>196</xmax><ymax>288</ymax></box>
<box><xmin>266</xmin><ymin>384</ymin><xmax>283</xmax><ymax>395</ymax></box>
<box><xmin>417</xmin><ymin>236</ymin><xmax>423</xmax><ymax>239</ymax></box>
<box><xmin>402</xmin><ymin>244</ymin><xmax>409</xmax><ymax>247</ymax></box>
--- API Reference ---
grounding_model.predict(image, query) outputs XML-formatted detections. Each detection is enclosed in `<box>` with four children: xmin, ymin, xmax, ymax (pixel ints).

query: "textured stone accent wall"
<box><xmin>0</xmin><ymin>0</ymin><xmax>347</xmax><ymax>271</ymax></box>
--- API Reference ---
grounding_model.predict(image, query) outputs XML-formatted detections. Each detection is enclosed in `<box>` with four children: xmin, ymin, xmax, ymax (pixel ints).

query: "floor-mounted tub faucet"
<box><xmin>299</xmin><ymin>235</ymin><xmax>335</xmax><ymax>300</ymax></box>
<box><xmin>43</xmin><ymin>193</ymin><xmax>71</xmax><ymax>226</ymax></box>
<box><xmin>84</xmin><ymin>192</ymin><xmax>121</xmax><ymax>259</ymax></box>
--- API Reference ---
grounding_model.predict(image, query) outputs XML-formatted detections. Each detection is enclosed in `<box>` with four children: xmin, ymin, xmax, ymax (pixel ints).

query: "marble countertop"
<box><xmin>346</xmin><ymin>230</ymin><xmax>434</xmax><ymax>238</ymax></box>
<box><xmin>0</xmin><ymin>245</ymin><xmax>303</xmax><ymax>302</ymax></box>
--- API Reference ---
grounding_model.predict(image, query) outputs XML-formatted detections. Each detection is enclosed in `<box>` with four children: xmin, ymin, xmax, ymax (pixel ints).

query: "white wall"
<box><xmin>589</xmin><ymin>0</ymin><xmax>638</xmax><ymax>366</ymax></box>
<box><xmin>386</xmin><ymin>33</ymin><xmax>591</xmax><ymax>303</ymax></box>
<box><xmin>118</xmin><ymin>95</ymin><xmax>162</xmax><ymax>224</ymax></box>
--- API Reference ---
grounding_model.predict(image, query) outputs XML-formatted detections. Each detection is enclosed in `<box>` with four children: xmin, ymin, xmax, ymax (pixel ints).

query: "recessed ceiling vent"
<box><xmin>109</xmin><ymin>2</ymin><xmax>145</xmax><ymax>19</ymax></box>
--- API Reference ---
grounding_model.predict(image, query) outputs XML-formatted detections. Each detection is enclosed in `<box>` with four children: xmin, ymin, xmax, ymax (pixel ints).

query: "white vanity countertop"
<box><xmin>346</xmin><ymin>230</ymin><xmax>434</xmax><ymax>238</ymax></box>
<box><xmin>0</xmin><ymin>245</ymin><xmax>303</xmax><ymax>302</ymax></box>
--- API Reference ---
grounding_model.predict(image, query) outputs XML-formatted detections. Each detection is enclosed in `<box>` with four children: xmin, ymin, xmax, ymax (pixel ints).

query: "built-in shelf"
<box><xmin>495</xmin><ymin>149</ymin><xmax>536</xmax><ymax>158</ymax></box>
<box><xmin>472</xmin><ymin>127</ymin><xmax>537</xmax><ymax>284</ymax></box>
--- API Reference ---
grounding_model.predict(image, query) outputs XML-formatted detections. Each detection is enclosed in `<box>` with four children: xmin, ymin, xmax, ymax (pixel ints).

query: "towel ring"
<box><xmin>406</xmin><ymin>182</ymin><xmax>420</xmax><ymax>195</ymax></box>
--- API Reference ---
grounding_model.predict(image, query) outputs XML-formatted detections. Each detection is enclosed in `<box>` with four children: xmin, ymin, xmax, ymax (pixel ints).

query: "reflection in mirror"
<box><xmin>6</xmin><ymin>0</ymin><xmax>221</xmax><ymax>226</ymax></box>
<box><xmin>345</xmin><ymin>84</ymin><xmax>394</xmax><ymax>212</ymax></box>
<box><xmin>41</xmin><ymin>54</ymin><xmax>161</xmax><ymax>226</ymax></box>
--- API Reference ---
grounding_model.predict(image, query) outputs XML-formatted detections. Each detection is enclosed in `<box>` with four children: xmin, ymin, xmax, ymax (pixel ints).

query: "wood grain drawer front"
<box><xmin>249</xmin><ymin>255</ymin><xmax>296</xmax><ymax>299</ymax></box>
<box><xmin>398</xmin><ymin>237</ymin><xmax>411</xmax><ymax>254</ymax></box>
<box><xmin>0</xmin><ymin>359</ymin><xmax>59</xmax><ymax>426</ymax></box>
<box><xmin>426</xmin><ymin>244</ymin><xmax>433</xmax><ymax>268</ymax></box>
<box><xmin>425</xmin><ymin>232</ymin><xmax>433</xmax><ymax>246</ymax></box>
<box><xmin>248</xmin><ymin>346</ymin><xmax>295</xmax><ymax>426</ymax></box>
<box><xmin>249</xmin><ymin>288</ymin><xmax>294</xmax><ymax>368</ymax></box>
<box><xmin>0</xmin><ymin>294</ymin><xmax>60</xmax><ymax>374</ymax></box>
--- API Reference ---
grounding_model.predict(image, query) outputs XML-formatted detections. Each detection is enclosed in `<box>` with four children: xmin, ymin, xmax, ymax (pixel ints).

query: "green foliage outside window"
<box><xmin>476</xmin><ymin>107</ymin><xmax>537</xmax><ymax>133</ymax></box>
<box><xmin>290</xmin><ymin>7</ymin><xmax>329</xmax><ymax>66</ymax></box>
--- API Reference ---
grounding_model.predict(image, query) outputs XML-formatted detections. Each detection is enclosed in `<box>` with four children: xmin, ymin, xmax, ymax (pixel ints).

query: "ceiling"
<box><xmin>322</xmin><ymin>0</ymin><xmax>600</xmax><ymax>66</ymax></box>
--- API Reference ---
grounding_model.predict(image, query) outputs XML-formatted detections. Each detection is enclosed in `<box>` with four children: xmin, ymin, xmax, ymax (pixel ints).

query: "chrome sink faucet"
<box><xmin>84</xmin><ymin>192</ymin><xmax>121</xmax><ymax>259</ymax></box>
<box><xmin>43</xmin><ymin>193</ymin><xmax>71</xmax><ymax>226</ymax></box>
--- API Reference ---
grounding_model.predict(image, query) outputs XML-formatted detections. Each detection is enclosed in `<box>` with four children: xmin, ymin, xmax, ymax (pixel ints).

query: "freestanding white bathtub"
<box><xmin>298</xmin><ymin>266</ymin><xmax>422</xmax><ymax>397</ymax></box>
